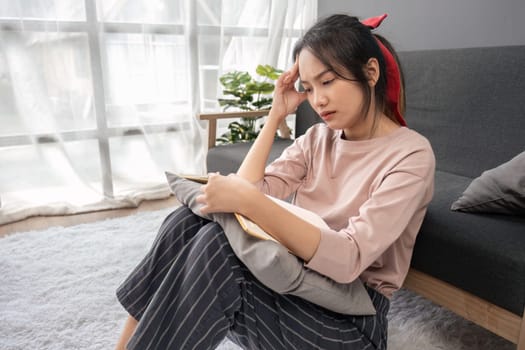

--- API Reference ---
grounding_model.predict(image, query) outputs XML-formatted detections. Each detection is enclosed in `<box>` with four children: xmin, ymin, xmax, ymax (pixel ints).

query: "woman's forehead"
<box><xmin>298</xmin><ymin>49</ymin><xmax>355</xmax><ymax>83</ymax></box>
<box><xmin>297</xmin><ymin>49</ymin><xmax>330</xmax><ymax>82</ymax></box>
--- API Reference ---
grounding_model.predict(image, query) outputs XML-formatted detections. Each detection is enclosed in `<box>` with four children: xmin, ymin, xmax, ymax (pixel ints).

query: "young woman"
<box><xmin>115</xmin><ymin>14</ymin><xmax>435</xmax><ymax>350</ymax></box>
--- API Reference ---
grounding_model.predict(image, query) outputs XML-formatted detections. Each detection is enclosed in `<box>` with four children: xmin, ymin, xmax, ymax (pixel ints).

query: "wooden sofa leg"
<box><xmin>518</xmin><ymin>308</ymin><xmax>525</xmax><ymax>350</ymax></box>
<box><xmin>404</xmin><ymin>269</ymin><xmax>524</xmax><ymax>347</ymax></box>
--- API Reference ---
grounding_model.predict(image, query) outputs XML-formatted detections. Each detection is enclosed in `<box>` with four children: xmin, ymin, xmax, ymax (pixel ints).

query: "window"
<box><xmin>0</xmin><ymin>0</ymin><xmax>317</xmax><ymax>224</ymax></box>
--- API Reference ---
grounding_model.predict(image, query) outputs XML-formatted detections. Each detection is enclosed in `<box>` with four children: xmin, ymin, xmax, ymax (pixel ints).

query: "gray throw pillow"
<box><xmin>451</xmin><ymin>151</ymin><xmax>525</xmax><ymax>214</ymax></box>
<box><xmin>165</xmin><ymin>172</ymin><xmax>376</xmax><ymax>315</ymax></box>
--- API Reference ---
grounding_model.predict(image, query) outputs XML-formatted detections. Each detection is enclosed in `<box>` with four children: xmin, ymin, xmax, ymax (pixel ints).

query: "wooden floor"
<box><xmin>0</xmin><ymin>196</ymin><xmax>179</xmax><ymax>238</ymax></box>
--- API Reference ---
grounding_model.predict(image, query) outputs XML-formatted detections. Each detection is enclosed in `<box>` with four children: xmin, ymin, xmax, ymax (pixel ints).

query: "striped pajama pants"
<box><xmin>116</xmin><ymin>206</ymin><xmax>389</xmax><ymax>350</ymax></box>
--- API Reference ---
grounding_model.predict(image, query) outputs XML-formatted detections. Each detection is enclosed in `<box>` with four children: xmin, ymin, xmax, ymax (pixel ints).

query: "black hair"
<box><xmin>293</xmin><ymin>14</ymin><xmax>405</xmax><ymax>124</ymax></box>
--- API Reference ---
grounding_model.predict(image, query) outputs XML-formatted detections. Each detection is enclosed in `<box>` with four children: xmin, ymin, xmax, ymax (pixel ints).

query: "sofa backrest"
<box><xmin>399</xmin><ymin>46</ymin><xmax>525</xmax><ymax>178</ymax></box>
<box><xmin>292</xmin><ymin>46</ymin><xmax>525</xmax><ymax>178</ymax></box>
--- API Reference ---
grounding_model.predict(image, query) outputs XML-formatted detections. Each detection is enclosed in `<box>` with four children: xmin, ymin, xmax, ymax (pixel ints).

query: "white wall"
<box><xmin>318</xmin><ymin>0</ymin><xmax>525</xmax><ymax>51</ymax></box>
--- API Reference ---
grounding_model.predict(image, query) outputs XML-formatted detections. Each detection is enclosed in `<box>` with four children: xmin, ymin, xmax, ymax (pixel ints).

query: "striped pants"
<box><xmin>116</xmin><ymin>206</ymin><xmax>389</xmax><ymax>350</ymax></box>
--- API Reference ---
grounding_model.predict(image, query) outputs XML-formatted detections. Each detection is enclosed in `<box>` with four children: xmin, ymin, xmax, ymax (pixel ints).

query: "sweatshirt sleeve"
<box><xmin>305</xmin><ymin>151</ymin><xmax>435</xmax><ymax>284</ymax></box>
<box><xmin>254</xmin><ymin>134</ymin><xmax>310</xmax><ymax>200</ymax></box>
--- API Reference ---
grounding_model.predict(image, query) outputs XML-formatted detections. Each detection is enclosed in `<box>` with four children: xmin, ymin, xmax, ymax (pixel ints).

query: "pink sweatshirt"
<box><xmin>257</xmin><ymin>124</ymin><xmax>435</xmax><ymax>297</ymax></box>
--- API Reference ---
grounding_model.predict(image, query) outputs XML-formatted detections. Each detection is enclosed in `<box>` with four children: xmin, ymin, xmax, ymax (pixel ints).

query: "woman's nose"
<box><xmin>312</xmin><ymin>90</ymin><xmax>327</xmax><ymax>108</ymax></box>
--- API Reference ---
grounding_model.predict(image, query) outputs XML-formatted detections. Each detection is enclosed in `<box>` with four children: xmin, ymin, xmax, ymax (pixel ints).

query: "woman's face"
<box><xmin>298</xmin><ymin>49</ymin><xmax>375</xmax><ymax>140</ymax></box>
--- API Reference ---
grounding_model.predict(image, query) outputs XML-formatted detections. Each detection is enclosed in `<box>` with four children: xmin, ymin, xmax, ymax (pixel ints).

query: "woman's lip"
<box><xmin>320</xmin><ymin>111</ymin><xmax>335</xmax><ymax>119</ymax></box>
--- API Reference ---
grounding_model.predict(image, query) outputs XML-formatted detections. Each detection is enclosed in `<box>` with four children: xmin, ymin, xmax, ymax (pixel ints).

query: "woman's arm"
<box><xmin>198</xmin><ymin>63</ymin><xmax>317</xmax><ymax>259</ymax></box>
<box><xmin>245</xmin><ymin>190</ymin><xmax>321</xmax><ymax>261</ymax></box>
<box><xmin>197</xmin><ymin>173</ymin><xmax>321</xmax><ymax>261</ymax></box>
<box><xmin>236</xmin><ymin>110</ymin><xmax>283</xmax><ymax>183</ymax></box>
<box><xmin>237</xmin><ymin>61</ymin><xmax>307</xmax><ymax>183</ymax></box>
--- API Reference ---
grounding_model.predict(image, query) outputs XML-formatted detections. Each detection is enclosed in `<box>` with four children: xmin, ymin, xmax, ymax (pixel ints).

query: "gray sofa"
<box><xmin>203</xmin><ymin>45</ymin><xmax>525</xmax><ymax>348</ymax></box>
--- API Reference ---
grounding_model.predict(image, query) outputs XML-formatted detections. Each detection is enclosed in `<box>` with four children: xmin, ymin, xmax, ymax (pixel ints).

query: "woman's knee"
<box><xmin>154</xmin><ymin>206</ymin><xmax>208</xmax><ymax>244</ymax></box>
<box><xmin>191</xmin><ymin>222</ymin><xmax>233</xmax><ymax>257</ymax></box>
<box><xmin>160</xmin><ymin>205</ymin><xmax>203</xmax><ymax>230</ymax></box>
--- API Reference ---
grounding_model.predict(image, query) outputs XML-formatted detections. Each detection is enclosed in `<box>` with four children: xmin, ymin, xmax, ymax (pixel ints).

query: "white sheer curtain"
<box><xmin>0</xmin><ymin>0</ymin><xmax>317</xmax><ymax>225</ymax></box>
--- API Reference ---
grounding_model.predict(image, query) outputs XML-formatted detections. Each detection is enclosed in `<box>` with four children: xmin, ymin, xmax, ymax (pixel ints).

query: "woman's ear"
<box><xmin>365</xmin><ymin>58</ymin><xmax>380</xmax><ymax>87</ymax></box>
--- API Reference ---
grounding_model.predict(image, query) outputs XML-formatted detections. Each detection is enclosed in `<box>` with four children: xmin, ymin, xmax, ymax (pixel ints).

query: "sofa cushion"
<box><xmin>451</xmin><ymin>151</ymin><xmax>525</xmax><ymax>214</ymax></box>
<box><xmin>410</xmin><ymin>170</ymin><xmax>525</xmax><ymax>315</ymax></box>
<box><xmin>207</xmin><ymin>138</ymin><xmax>292</xmax><ymax>174</ymax></box>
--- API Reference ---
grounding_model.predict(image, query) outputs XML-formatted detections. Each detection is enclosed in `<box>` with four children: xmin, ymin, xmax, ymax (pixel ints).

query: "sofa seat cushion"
<box><xmin>410</xmin><ymin>170</ymin><xmax>525</xmax><ymax>315</ymax></box>
<box><xmin>206</xmin><ymin>138</ymin><xmax>293</xmax><ymax>174</ymax></box>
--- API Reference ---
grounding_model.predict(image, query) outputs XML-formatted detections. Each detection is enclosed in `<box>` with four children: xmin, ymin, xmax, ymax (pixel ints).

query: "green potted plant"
<box><xmin>216</xmin><ymin>64</ymin><xmax>285</xmax><ymax>144</ymax></box>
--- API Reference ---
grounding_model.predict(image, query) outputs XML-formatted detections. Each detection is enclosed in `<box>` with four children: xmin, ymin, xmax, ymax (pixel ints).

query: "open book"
<box><xmin>235</xmin><ymin>196</ymin><xmax>330</xmax><ymax>243</ymax></box>
<box><xmin>179</xmin><ymin>174</ymin><xmax>209</xmax><ymax>184</ymax></box>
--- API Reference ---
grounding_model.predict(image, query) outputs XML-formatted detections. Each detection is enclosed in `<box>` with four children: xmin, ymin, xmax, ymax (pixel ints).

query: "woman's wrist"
<box><xmin>237</xmin><ymin>186</ymin><xmax>264</xmax><ymax>217</ymax></box>
<box><xmin>266</xmin><ymin>109</ymin><xmax>287</xmax><ymax>129</ymax></box>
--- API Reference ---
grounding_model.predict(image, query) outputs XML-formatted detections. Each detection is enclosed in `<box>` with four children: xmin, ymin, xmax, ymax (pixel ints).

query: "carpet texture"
<box><xmin>0</xmin><ymin>208</ymin><xmax>514</xmax><ymax>350</ymax></box>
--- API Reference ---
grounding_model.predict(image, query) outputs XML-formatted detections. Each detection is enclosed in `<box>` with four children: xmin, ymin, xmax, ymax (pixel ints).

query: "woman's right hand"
<box><xmin>270</xmin><ymin>61</ymin><xmax>307</xmax><ymax>122</ymax></box>
<box><xmin>237</xmin><ymin>62</ymin><xmax>306</xmax><ymax>181</ymax></box>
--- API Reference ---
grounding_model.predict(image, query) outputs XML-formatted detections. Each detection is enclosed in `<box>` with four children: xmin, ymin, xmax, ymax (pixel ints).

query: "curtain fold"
<box><xmin>0</xmin><ymin>0</ymin><xmax>317</xmax><ymax>225</ymax></box>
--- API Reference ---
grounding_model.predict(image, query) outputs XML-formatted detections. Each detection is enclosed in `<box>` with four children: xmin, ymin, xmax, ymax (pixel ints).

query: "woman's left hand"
<box><xmin>196</xmin><ymin>173</ymin><xmax>257</xmax><ymax>214</ymax></box>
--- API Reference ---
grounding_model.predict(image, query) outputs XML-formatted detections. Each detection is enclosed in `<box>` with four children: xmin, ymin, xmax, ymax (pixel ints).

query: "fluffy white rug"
<box><xmin>0</xmin><ymin>208</ymin><xmax>514</xmax><ymax>350</ymax></box>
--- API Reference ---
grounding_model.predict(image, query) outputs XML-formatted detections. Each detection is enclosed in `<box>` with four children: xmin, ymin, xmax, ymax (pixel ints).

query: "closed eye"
<box><xmin>322</xmin><ymin>78</ymin><xmax>335</xmax><ymax>86</ymax></box>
